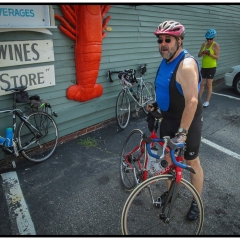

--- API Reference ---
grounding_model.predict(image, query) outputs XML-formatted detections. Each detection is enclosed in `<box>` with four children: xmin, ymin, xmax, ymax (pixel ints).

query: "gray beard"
<box><xmin>159</xmin><ymin>42</ymin><xmax>179</xmax><ymax>61</ymax></box>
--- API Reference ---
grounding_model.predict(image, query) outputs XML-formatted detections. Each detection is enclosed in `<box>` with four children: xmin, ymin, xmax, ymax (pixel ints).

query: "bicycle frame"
<box><xmin>0</xmin><ymin>108</ymin><xmax>43</xmax><ymax>153</ymax></box>
<box><xmin>146</xmin><ymin>131</ymin><xmax>185</xmax><ymax>183</ymax></box>
<box><xmin>124</xmin><ymin>129</ymin><xmax>187</xmax><ymax>188</ymax></box>
<box><xmin>107</xmin><ymin>65</ymin><xmax>154</xmax><ymax>108</ymax></box>
<box><xmin>0</xmin><ymin>91</ymin><xmax>44</xmax><ymax>155</ymax></box>
<box><xmin>121</xmin><ymin>76</ymin><xmax>153</xmax><ymax>108</ymax></box>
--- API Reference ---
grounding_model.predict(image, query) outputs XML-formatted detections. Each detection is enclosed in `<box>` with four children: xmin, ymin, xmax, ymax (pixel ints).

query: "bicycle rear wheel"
<box><xmin>116</xmin><ymin>90</ymin><xmax>130</xmax><ymax>129</ymax></box>
<box><xmin>120</xmin><ymin>129</ymin><xmax>145</xmax><ymax>191</ymax></box>
<box><xmin>121</xmin><ymin>174</ymin><xmax>204</xmax><ymax>235</ymax></box>
<box><xmin>141</xmin><ymin>82</ymin><xmax>155</xmax><ymax>114</ymax></box>
<box><xmin>17</xmin><ymin>111</ymin><xmax>59</xmax><ymax>162</ymax></box>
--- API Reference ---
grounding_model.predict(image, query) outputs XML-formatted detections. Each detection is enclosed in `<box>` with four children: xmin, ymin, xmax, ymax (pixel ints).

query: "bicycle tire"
<box><xmin>120</xmin><ymin>129</ymin><xmax>145</xmax><ymax>191</ymax></box>
<box><xmin>17</xmin><ymin>111</ymin><xmax>59</xmax><ymax>162</ymax></box>
<box><xmin>141</xmin><ymin>82</ymin><xmax>156</xmax><ymax>114</ymax></box>
<box><xmin>121</xmin><ymin>174</ymin><xmax>204</xmax><ymax>235</ymax></box>
<box><xmin>116</xmin><ymin>90</ymin><xmax>130</xmax><ymax>129</ymax></box>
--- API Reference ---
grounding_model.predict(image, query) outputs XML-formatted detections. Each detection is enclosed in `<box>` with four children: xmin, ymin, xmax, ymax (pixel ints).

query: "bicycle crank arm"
<box><xmin>19</xmin><ymin>138</ymin><xmax>44</xmax><ymax>152</ymax></box>
<box><xmin>2</xmin><ymin>147</ymin><xmax>13</xmax><ymax>155</ymax></box>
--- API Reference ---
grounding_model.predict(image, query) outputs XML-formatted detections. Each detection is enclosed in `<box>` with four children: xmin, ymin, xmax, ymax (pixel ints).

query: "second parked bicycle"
<box><xmin>108</xmin><ymin>64</ymin><xmax>156</xmax><ymax>129</ymax></box>
<box><xmin>0</xmin><ymin>86</ymin><xmax>59</xmax><ymax>163</ymax></box>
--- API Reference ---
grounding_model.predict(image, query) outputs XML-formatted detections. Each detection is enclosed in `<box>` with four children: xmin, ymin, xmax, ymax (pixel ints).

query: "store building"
<box><xmin>1</xmin><ymin>4</ymin><xmax>240</xmax><ymax>160</ymax></box>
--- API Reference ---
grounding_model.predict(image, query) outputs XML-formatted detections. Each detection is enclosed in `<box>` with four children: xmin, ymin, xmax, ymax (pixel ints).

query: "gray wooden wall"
<box><xmin>1</xmin><ymin>4</ymin><xmax>240</xmax><ymax>160</ymax></box>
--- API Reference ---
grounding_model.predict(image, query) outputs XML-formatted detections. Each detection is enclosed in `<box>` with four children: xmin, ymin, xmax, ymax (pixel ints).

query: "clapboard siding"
<box><xmin>1</xmin><ymin>4</ymin><xmax>240</xmax><ymax>160</ymax></box>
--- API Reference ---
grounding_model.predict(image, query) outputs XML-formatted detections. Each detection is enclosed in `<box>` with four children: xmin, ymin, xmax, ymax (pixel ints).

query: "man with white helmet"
<box><xmin>198</xmin><ymin>29</ymin><xmax>220</xmax><ymax>108</ymax></box>
<box><xmin>147</xmin><ymin>20</ymin><xmax>204</xmax><ymax>221</ymax></box>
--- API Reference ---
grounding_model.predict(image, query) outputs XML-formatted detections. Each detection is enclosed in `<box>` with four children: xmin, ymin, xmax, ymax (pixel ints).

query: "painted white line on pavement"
<box><xmin>212</xmin><ymin>92</ymin><xmax>240</xmax><ymax>100</ymax></box>
<box><xmin>201</xmin><ymin>137</ymin><xmax>240</xmax><ymax>160</ymax></box>
<box><xmin>1</xmin><ymin>171</ymin><xmax>36</xmax><ymax>235</ymax></box>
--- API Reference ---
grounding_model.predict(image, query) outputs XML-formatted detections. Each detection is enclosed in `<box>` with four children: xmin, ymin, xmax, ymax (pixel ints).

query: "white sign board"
<box><xmin>0</xmin><ymin>40</ymin><xmax>54</xmax><ymax>67</ymax></box>
<box><xmin>0</xmin><ymin>65</ymin><xmax>55</xmax><ymax>96</ymax></box>
<box><xmin>0</xmin><ymin>5</ymin><xmax>50</xmax><ymax>28</ymax></box>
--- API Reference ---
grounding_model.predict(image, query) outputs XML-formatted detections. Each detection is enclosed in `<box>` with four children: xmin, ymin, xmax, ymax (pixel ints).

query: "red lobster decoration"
<box><xmin>55</xmin><ymin>5</ymin><xmax>111</xmax><ymax>102</ymax></box>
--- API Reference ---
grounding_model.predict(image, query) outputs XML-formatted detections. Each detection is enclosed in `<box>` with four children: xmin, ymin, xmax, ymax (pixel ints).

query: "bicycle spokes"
<box><xmin>122</xmin><ymin>175</ymin><xmax>203</xmax><ymax>235</ymax></box>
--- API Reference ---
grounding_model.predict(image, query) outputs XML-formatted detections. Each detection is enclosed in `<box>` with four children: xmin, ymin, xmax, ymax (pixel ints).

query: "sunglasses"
<box><xmin>206</xmin><ymin>38</ymin><xmax>213</xmax><ymax>40</ymax></box>
<box><xmin>157</xmin><ymin>38</ymin><xmax>172</xmax><ymax>44</ymax></box>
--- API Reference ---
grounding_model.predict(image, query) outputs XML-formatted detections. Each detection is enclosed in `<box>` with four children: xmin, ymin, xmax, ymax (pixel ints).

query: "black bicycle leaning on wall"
<box><xmin>107</xmin><ymin>64</ymin><xmax>156</xmax><ymax>129</ymax></box>
<box><xmin>0</xmin><ymin>86</ymin><xmax>59</xmax><ymax>163</ymax></box>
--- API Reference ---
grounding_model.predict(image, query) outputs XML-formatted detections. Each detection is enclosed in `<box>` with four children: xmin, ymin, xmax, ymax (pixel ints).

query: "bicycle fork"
<box><xmin>159</xmin><ymin>180</ymin><xmax>180</xmax><ymax>223</ymax></box>
<box><xmin>147</xmin><ymin>175</ymin><xmax>180</xmax><ymax>224</ymax></box>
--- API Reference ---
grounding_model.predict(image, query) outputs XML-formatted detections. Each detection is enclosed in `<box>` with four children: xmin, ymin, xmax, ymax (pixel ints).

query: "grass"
<box><xmin>78</xmin><ymin>137</ymin><xmax>98</xmax><ymax>148</ymax></box>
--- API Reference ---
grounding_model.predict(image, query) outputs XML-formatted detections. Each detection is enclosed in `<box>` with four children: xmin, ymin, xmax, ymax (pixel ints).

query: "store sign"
<box><xmin>0</xmin><ymin>5</ymin><xmax>50</xmax><ymax>27</ymax></box>
<box><xmin>0</xmin><ymin>40</ymin><xmax>54</xmax><ymax>67</ymax></box>
<box><xmin>0</xmin><ymin>65</ymin><xmax>55</xmax><ymax>95</ymax></box>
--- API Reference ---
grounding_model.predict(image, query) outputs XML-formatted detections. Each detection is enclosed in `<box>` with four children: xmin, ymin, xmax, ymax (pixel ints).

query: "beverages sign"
<box><xmin>0</xmin><ymin>5</ymin><xmax>50</xmax><ymax>27</ymax></box>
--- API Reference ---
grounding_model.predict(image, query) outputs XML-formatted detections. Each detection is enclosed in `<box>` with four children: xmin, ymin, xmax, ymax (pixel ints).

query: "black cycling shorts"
<box><xmin>159</xmin><ymin>113</ymin><xmax>203</xmax><ymax>160</ymax></box>
<box><xmin>201</xmin><ymin>67</ymin><xmax>216</xmax><ymax>79</ymax></box>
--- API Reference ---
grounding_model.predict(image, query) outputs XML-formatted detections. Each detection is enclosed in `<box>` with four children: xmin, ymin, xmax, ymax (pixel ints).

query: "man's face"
<box><xmin>157</xmin><ymin>35</ymin><xmax>179</xmax><ymax>61</ymax></box>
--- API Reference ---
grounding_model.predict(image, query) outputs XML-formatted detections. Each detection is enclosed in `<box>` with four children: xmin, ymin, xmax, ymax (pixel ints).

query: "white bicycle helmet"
<box><xmin>154</xmin><ymin>20</ymin><xmax>185</xmax><ymax>39</ymax></box>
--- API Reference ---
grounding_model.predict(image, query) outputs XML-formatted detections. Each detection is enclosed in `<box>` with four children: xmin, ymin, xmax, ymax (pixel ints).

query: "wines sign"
<box><xmin>0</xmin><ymin>39</ymin><xmax>55</xmax><ymax>95</ymax></box>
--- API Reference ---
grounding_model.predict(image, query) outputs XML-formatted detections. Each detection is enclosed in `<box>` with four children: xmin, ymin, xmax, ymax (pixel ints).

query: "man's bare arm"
<box><xmin>177</xmin><ymin>58</ymin><xmax>199</xmax><ymax>131</ymax></box>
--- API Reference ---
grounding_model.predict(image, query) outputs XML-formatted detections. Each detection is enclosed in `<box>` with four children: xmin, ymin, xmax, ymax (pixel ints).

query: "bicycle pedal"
<box><xmin>12</xmin><ymin>161</ymin><xmax>16</xmax><ymax>168</ymax></box>
<box><xmin>155</xmin><ymin>197</ymin><xmax>161</xmax><ymax>208</ymax></box>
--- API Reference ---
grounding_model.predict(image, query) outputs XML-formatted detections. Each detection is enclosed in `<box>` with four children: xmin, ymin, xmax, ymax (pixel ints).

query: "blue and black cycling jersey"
<box><xmin>155</xmin><ymin>49</ymin><xmax>202</xmax><ymax>119</ymax></box>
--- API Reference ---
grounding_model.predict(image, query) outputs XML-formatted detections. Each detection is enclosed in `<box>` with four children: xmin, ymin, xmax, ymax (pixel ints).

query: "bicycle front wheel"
<box><xmin>120</xmin><ymin>129</ymin><xmax>145</xmax><ymax>191</ymax></box>
<box><xmin>141</xmin><ymin>82</ymin><xmax>155</xmax><ymax>114</ymax></box>
<box><xmin>121</xmin><ymin>174</ymin><xmax>204</xmax><ymax>235</ymax></box>
<box><xmin>17</xmin><ymin>112</ymin><xmax>59</xmax><ymax>162</ymax></box>
<box><xmin>116</xmin><ymin>90</ymin><xmax>130</xmax><ymax>129</ymax></box>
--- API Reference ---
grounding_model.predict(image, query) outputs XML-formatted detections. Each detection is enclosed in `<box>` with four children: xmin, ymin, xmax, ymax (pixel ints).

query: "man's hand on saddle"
<box><xmin>146</xmin><ymin>101</ymin><xmax>158</xmax><ymax>112</ymax></box>
<box><xmin>146</xmin><ymin>102</ymin><xmax>163</xmax><ymax>119</ymax></box>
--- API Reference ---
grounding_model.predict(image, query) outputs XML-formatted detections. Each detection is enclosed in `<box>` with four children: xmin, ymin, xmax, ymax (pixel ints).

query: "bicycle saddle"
<box><xmin>5</xmin><ymin>86</ymin><xmax>27</xmax><ymax>92</ymax></box>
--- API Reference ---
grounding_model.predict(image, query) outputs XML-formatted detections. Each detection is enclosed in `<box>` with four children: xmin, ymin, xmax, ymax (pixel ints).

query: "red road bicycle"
<box><xmin>120</xmin><ymin>118</ymin><xmax>204</xmax><ymax>235</ymax></box>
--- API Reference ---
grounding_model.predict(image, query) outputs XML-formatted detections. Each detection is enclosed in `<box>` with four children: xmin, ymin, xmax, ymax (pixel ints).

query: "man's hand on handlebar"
<box><xmin>171</xmin><ymin>133</ymin><xmax>187</xmax><ymax>143</ymax></box>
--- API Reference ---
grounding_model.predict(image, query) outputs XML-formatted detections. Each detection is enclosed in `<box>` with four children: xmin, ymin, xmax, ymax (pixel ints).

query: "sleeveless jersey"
<box><xmin>202</xmin><ymin>41</ymin><xmax>217</xmax><ymax>68</ymax></box>
<box><xmin>155</xmin><ymin>49</ymin><xmax>202</xmax><ymax>120</ymax></box>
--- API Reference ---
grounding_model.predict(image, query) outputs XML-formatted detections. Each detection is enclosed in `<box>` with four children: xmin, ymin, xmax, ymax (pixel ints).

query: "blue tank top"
<box><xmin>155</xmin><ymin>49</ymin><xmax>202</xmax><ymax>116</ymax></box>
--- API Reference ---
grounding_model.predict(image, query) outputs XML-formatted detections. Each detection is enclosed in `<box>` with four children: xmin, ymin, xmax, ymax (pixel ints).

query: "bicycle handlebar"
<box><xmin>107</xmin><ymin>70</ymin><xmax>121</xmax><ymax>82</ymax></box>
<box><xmin>107</xmin><ymin>64</ymin><xmax>147</xmax><ymax>83</ymax></box>
<box><xmin>145</xmin><ymin>136</ymin><xmax>195</xmax><ymax>174</ymax></box>
<box><xmin>107</xmin><ymin>70</ymin><xmax>133</xmax><ymax>83</ymax></box>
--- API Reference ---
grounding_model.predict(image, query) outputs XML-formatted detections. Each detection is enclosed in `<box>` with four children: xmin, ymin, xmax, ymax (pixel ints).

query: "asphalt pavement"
<box><xmin>1</xmin><ymin>80</ymin><xmax>240</xmax><ymax>235</ymax></box>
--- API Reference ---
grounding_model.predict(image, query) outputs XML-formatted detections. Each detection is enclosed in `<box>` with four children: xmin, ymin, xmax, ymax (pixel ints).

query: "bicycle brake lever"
<box><xmin>160</xmin><ymin>138</ymin><xmax>167</xmax><ymax>159</ymax></box>
<box><xmin>107</xmin><ymin>70</ymin><xmax>113</xmax><ymax>82</ymax></box>
<box><xmin>185</xmin><ymin>166</ymin><xmax>196</xmax><ymax>174</ymax></box>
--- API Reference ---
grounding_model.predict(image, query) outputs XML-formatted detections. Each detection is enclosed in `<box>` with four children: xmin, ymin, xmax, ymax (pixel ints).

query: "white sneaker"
<box><xmin>203</xmin><ymin>101</ymin><xmax>209</xmax><ymax>108</ymax></box>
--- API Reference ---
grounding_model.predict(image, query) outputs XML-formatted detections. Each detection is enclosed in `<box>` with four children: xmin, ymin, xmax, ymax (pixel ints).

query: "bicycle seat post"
<box><xmin>12</xmin><ymin>91</ymin><xmax>17</xmax><ymax>110</ymax></box>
